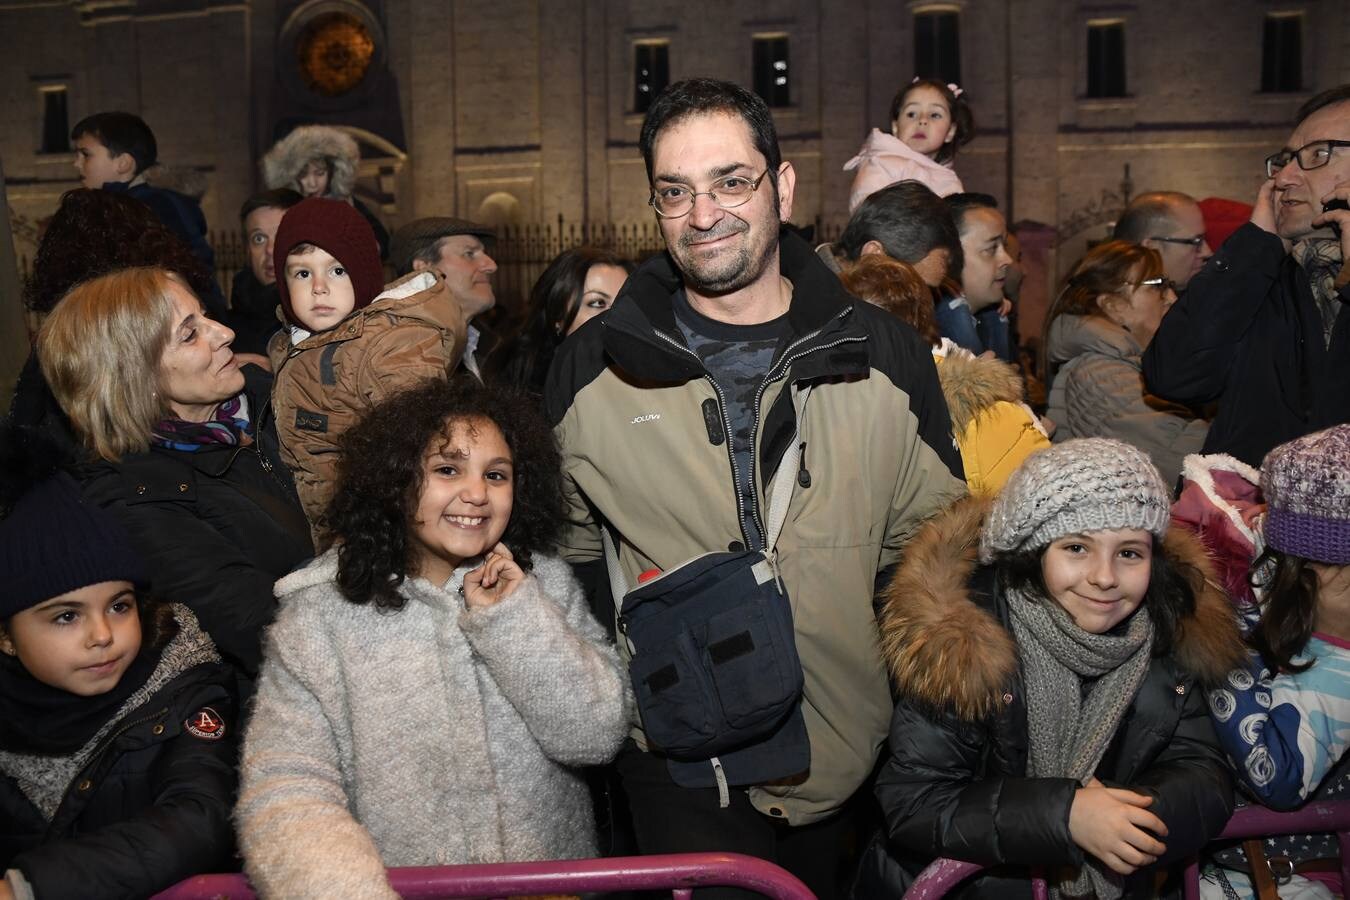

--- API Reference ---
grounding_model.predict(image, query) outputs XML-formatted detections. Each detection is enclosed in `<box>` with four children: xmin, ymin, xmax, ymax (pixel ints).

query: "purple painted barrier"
<box><xmin>150</xmin><ymin>851</ymin><xmax>816</xmax><ymax>900</ymax></box>
<box><xmin>1216</xmin><ymin>800</ymin><xmax>1350</xmax><ymax>840</ymax></box>
<box><xmin>1182</xmin><ymin>800</ymin><xmax>1350</xmax><ymax>900</ymax></box>
<box><xmin>902</xmin><ymin>858</ymin><xmax>1048</xmax><ymax>900</ymax></box>
<box><xmin>908</xmin><ymin>802</ymin><xmax>1350</xmax><ymax>899</ymax></box>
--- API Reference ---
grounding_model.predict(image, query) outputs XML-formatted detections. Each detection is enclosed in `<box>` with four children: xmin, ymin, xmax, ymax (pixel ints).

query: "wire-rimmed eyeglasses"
<box><xmin>648</xmin><ymin>170</ymin><xmax>772</xmax><ymax>219</ymax></box>
<box><xmin>1149</xmin><ymin>234</ymin><xmax>1205</xmax><ymax>248</ymax></box>
<box><xmin>1265</xmin><ymin>140</ymin><xmax>1350</xmax><ymax>179</ymax></box>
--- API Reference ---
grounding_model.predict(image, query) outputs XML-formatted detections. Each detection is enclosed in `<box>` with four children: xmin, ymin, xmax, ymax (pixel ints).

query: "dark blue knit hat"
<box><xmin>0</xmin><ymin>474</ymin><xmax>148</xmax><ymax>619</ymax></box>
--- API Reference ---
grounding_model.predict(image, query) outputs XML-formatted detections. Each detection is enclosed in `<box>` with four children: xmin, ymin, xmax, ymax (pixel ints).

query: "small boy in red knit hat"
<box><xmin>267</xmin><ymin>197</ymin><xmax>468</xmax><ymax>545</ymax></box>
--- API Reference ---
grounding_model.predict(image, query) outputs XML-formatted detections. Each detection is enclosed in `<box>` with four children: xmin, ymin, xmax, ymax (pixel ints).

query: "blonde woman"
<box><xmin>38</xmin><ymin>268</ymin><xmax>313</xmax><ymax>688</ymax></box>
<box><xmin>1043</xmin><ymin>240</ymin><xmax>1208</xmax><ymax>485</ymax></box>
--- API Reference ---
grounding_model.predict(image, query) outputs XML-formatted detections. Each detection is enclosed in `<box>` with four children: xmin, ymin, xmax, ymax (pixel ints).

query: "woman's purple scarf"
<box><xmin>150</xmin><ymin>395</ymin><xmax>252</xmax><ymax>452</ymax></box>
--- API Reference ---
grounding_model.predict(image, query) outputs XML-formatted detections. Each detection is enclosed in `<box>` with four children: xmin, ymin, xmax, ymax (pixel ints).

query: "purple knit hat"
<box><xmin>1261</xmin><ymin>425</ymin><xmax>1350</xmax><ymax>564</ymax></box>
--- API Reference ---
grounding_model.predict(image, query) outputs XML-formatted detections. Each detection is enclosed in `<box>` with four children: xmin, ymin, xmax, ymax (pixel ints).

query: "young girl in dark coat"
<box><xmin>857</xmin><ymin>438</ymin><xmax>1247</xmax><ymax>899</ymax></box>
<box><xmin>0</xmin><ymin>431</ymin><xmax>238</xmax><ymax>900</ymax></box>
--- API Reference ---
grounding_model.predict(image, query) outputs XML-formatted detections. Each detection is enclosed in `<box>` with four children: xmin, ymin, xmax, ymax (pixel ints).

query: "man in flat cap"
<box><xmin>390</xmin><ymin>217</ymin><xmax>499</xmax><ymax>378</ymax></box>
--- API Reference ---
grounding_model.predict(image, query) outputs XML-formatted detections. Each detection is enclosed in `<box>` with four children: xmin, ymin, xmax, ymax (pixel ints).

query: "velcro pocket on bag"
<box><xmin>629</xmin><ymin>630</ymin><xmax>719</xmax><ymax>757</ymax></box>
<box><xmin>701</xmin><ymin>601</ymin><xmax>797</xmax><ymax>731</ymax></box>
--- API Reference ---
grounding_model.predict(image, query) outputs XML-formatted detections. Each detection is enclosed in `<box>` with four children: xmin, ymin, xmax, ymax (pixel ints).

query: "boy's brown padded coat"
<box><xmin>269</xmin><ymin>271</ymin><xmax>467</xmax><ymax>541</ymax></box>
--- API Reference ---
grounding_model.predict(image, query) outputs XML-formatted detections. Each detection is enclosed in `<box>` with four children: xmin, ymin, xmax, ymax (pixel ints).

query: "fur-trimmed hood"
<box><xmin>879</xmin><ymin>496</ymin><xmax>1247</xmax><ymax>722</ymax></box>
<box><xmin>261</xmin><ymin>125</ymin><xmax>359</xmax><ymax>199</ymax></box>
<box><xmin>136</xmin><ymin>164</ymin><xmax>209</xmax><ymax>199</ymax></box>
<box><xmin>935</xmin><ymin>351</ymin><xmax>1027</xmax><ymax>434</ymax></box>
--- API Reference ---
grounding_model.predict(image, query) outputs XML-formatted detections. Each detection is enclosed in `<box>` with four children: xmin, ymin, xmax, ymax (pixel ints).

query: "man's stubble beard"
<box><xmin>673</xmin><ymin>207</ymin><xmax>781</xmax><ymax>296</ymax></box>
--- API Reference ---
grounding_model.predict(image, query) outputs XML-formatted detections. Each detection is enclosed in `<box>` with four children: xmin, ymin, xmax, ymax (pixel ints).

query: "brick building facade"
<box><xmin>4</xmin><ymin>0</ymin><xmax>1350</xmax><ymax>332</ymax></box>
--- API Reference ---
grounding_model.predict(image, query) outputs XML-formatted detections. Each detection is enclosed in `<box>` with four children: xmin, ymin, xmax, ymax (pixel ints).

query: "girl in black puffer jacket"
<box><xmin>857</xmin><ymin>439</ymin><xmax>1247</xmax><ymax>900</ymax></box>
<box><xmin>0</xmin><ymin>441</ymin><xmax>237</xmax><ymax>900</ymax></box>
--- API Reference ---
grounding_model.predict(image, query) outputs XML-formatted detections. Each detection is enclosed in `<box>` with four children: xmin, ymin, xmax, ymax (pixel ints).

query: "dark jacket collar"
<box><xmin>229</xmin><ymin>268</ymin><xmax>280</xmax><ymax>319</ymax></box>
<box><xmin>602</xmin><ymin>228</ymin><xmax>869</xmax><ymax>382</ymax></box>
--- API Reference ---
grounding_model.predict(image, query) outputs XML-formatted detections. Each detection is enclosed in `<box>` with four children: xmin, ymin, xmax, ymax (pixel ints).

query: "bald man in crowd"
<box><xmin>1113</xmin><ymin>191</ymin><xmax>1214</xmax><ymax>291</ymax></box>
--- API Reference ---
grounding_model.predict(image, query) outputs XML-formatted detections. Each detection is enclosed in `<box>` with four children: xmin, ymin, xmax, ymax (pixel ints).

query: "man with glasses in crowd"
<box><xmin>1112</xmin><ymin>191</ymin><xmax>1213</xmax><ymax>291</ymax></box>
<box><xmin>545</xmin><ymin>78</ymin><xmax>964</xmax><ymax>898</ymax></box>
<box><xmin>1143</xmin><ymin>84</ymin><xmax>1350</xmax><ymax>467</ymax></box>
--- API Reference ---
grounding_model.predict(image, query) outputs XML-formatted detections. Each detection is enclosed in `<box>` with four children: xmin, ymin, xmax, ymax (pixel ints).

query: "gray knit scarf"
<box><xmin>1007</xmin><ymin>588</ymin><xmax>1155</xmax><ymax>900</ymax></box>
<box><xmin>1292</xmin><ymin>237</ymin><xmax>1345</xmax><ymax>348</ymax></box>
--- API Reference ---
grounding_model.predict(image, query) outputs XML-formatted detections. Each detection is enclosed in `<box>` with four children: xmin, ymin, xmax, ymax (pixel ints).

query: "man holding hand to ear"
<box><xmin>1142</xmin><ymin>84</ymin><xmax>1350</xmax><ymax>468</ymax></box>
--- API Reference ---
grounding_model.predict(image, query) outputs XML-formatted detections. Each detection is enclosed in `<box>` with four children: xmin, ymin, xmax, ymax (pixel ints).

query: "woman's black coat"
<box><xmin>73</xmin><ymin>366</ymin><xmax>313</xmax><ymax>679</ymax></box>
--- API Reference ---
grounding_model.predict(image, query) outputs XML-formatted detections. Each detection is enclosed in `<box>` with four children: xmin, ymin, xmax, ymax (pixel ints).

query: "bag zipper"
<box><xmin>649</xmin><ymin>329</ymin><xmax>755</xmax><ymax>549</ymax></box>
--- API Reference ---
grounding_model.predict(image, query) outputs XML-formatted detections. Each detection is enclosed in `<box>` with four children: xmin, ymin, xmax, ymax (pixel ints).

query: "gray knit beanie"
<box><xmin>980</xmin><ymin>438</ymin><xmax>1172</xmax><ymax>561</ymax></box>
<box><xmin>1261</xmin><ymin>424</ymin><xmax>1350</xmax><ymax>564</ymax></box>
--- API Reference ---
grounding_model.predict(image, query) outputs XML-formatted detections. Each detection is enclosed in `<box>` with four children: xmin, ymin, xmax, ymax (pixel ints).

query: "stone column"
<box><xmin>0</xmin><ymin>154</ymin><xmax>28</xmax><ymax>399</ymax></box>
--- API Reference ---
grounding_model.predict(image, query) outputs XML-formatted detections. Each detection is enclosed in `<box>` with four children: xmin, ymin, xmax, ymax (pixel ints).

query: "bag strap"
<box><xmin>600</xmin><ymin>525</ymin><xmax>629</xmax><ymax>609</ymax></box>
<box><xmin>1241</xmin><ymin>839</ymin><xmax>1280</xmax><ymax>900</ymax></box>
<box><xmin>600</xmin><ymin>382</ymin><xmax>813</xmax><ymax>601</ymax></box>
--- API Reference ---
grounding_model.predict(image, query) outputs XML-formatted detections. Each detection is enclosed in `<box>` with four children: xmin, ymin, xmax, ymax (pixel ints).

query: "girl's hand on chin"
<box><xmin>462</xmin><ymin>543</ymin><xmax>524</xmax><ymax>608</ymax></box>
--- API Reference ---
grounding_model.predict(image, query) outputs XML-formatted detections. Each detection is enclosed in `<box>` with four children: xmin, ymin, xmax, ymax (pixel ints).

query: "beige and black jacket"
<box><xmin>544</xmin><ymin>230</ymin><xmax>967</xmax><ymax>825</ymax></box>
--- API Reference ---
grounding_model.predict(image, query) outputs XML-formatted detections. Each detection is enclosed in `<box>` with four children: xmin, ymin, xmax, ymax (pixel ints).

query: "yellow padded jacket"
<box><xmin>933</xmin><ymin>345</ymin><xmax>1049</xmax><ymax>497</ymax></box>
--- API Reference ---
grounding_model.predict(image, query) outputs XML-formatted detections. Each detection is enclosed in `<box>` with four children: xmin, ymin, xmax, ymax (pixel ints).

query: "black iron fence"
<box><xmin>211</xmin><ymin>218</ymin><xmax>678</xmax><ymax>315</ymax></box>
<box><xmin>16</xmin><ymin>216</ymin><xmax>845</xmax><ymax>335</ymax></box>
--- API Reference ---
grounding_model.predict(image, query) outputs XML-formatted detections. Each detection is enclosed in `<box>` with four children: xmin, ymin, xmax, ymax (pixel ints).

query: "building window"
<box><xmin>296</xmin><ymin>11</ymin><xmax>376</xmax><ymax>97</ymax></box>
<box><xmin>1261</xmin><ymin>13</ymin><xmax>1302</xmax><ymax>93</ymax></box>
<box><xmin>634</xmin><ymin>42</ymin><xmax>669</xmax><ymax>114</ymax></box>
<box><xmin>913</xmin><ymin>8</ymin><xmax>960</xmax><ymax>86</ymax></box>
<box><xmin>39</xmin><ymin>85</ymin><xmax>69</xmax><ymax>154</ymax></box>
<box><xmin>1086</xmin><ymin>20</ymin><xmax>1127</xmax><ymax>98</ymax></box>
<box><xmin>753</xmin><ymin>35</ymin><xmax>790</xmax><ymax>108</ymax></box>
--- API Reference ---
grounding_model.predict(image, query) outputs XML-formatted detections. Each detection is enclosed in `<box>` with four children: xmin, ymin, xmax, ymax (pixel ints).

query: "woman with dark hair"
<box><xmin>10</xmin><ymin>189</ymin><xmax>224</xmax><ymax>456</ymax></box>
<box><xmin>1043</xmin><ymin>240</ymin><xmax>1207</xmax><ymax>485</ymax></box>
<box><xmin>24</xmin><ymin>189</ymin><xmax>218</xmax><ymax>317</ymax></box>
<box><xmin>236</xmin><ymin>378</ymin><xmax>627</xmax><ymax>898</ymax></box>
<box><xmin>36</xmin><ymin>267</ymin><xmax>312</xmax><ymax>690</ymax></box>
<box><xmin>489</xmin><ymin>247</ymin><xmax>632</xmax><ymax>394</ymax></box>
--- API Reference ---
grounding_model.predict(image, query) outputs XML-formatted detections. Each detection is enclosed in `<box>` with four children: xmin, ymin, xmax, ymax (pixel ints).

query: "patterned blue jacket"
<box><xmin>1207</xmin><ymin>629</ymin><xmax>1350</xmax><ymax>809</ymax></box>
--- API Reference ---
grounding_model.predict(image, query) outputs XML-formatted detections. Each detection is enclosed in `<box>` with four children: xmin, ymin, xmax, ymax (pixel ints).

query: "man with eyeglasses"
<box><xmin>1143</xmin><ymin>84</ymin><xmax>1350</xmax><ymax>467</ymax></box>
<box><xmin>544</xmin><ymin>78</ymin><xmax>964</xmax><ymax>897</ymax></box>
<box><xmin>1113</xmin><ymin>191</ymin><xmax>1213</xmax><ymax>291</ymax></box>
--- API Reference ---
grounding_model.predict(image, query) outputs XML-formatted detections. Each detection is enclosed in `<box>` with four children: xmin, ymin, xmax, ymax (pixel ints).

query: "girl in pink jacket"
<box><xmin>845</xmin><ymin>78</ymin><xmax>973</xmax><ymax>212</ymax></box>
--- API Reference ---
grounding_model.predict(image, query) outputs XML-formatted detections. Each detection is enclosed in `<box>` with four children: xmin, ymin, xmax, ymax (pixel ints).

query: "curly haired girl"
<box><xmin>236</xmin><ymin>377</ymin><xmax>630</xmax><ymax>900</ymax></box>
